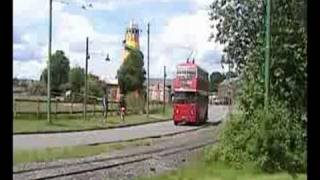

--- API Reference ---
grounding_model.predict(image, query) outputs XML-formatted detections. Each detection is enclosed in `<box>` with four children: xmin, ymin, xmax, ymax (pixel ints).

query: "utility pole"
<box><xmin>228</xmin><ymin>59</ymin><xmax>231</xmax><ymax>113</ymax></box>
<box><xmin>163</xmin><ymin>66</ymin><xmax>166</xmax><ymax>114</ymax></box>
<box><xmin>84</xmin><ymin>37</ymin><xmax>89</xmax><ymax>120</ymax></box>
<box><xmin>147</xmin><ymin>22</ymin><xmax>150</xmax><ymax>117</ymax></box>
<box><xmin>264</xmin><ymin>0</ymin><xmax>271</xmax><ymax>110</ymax></box>
<box><xmin>47</xmin><ymin>0</ymin><xmax>52</xmax><ymax>124</ymax></box>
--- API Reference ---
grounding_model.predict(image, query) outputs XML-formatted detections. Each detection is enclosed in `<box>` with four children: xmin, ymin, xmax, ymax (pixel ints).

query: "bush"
<box><xmin>205</xmin><ymin>100</ymin><xmax>306</xmax><ymax>174</ymax></box>
<box><xmin>126</xmin><ymin>92</ymin><xmax>145</xmax><ymax>114</ymax></box>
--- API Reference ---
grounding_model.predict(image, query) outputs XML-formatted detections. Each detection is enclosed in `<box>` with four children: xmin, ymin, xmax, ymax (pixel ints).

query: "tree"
<box><xmin>40</xmin><ymin>50</ymin><xmax>70</xmax><ymax>92</ymax></box>
<box><xmin>207</xmin><ymin>0</ymin><xmax>307</xmax><ymax>173</ymax></box>
<box><xmin>117</xmin><ymin>47</ymin><xmax>146</xmax><ymax>95</ymax></box>
<box><xmin>87</xmin><ymin>74</ymin><xmax>107</xmax><ymax>97</ymax></box>
<box><xmin>68</xmin><ymin>66</ymin><xmax>85</xmax><ymax>93</ymax></box>
<box><xmin>225</xmin><ymin>71</ymin><xmax>237</xmax><ymax>79</ymax></box>
<box><xmin>209</xmin><ymin>71</ymin><xmax>225</xmax><ymax>92</ymax></box>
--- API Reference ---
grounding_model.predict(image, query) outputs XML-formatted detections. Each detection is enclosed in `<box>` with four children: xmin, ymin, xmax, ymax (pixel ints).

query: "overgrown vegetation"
<box><xmin>138</xmin><ymin>157</ymin><xmax>306</xmax><ymax>180</ymax></box>
<box><xmin>206</xmin><ymin>0</ymin><xmax>307</xmax><ymax>174</ymax></box>
<box><xmin>126</xmin><ymin>92</ymin><xmax>146</xmax><ymax>114</ymax></box>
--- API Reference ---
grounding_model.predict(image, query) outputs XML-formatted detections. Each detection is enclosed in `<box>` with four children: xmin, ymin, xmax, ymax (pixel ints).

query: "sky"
<box><xmin>13</xmin><ymin>0</ymin><xmax>225</xmax><ymax>82</ymax></box>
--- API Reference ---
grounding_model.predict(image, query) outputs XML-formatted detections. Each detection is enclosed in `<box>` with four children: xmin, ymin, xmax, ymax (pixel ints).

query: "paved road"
<box><xmin>13</xmin><ymin>105</ymin><xmax>228</xmax><ymax>150</ymax></box>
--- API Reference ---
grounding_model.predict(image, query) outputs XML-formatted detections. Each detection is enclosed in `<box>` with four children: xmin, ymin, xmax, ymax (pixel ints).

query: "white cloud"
<box><xmin>50</xmin><ymin>11</ymin><xmax>123</xmax><ymax>80</ymax></box>
<box><xmin>13</xmin><ymin>0</ymin><xmax>65</xmax><ymax>27</ymax></box>
<box><xmin>13</xmin><ymin>0</ymin><xmax>223</xmax><ymax>81</ymax></box>
<box><xmin>145</xmin><ymin>7</ymin><xmax>223</xmax><ymax>78</ymax></box>
<box><xmin>13</xmin><ymin>60</ymin><xmax>46</xmax><ymax>80</ymax></box>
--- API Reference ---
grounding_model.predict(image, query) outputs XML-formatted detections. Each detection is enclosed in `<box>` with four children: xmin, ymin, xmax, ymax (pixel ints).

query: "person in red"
<box><xmin>119</xmin><ymin>95</ymin><xmax>126</xmax><ymax>121</ymax></box>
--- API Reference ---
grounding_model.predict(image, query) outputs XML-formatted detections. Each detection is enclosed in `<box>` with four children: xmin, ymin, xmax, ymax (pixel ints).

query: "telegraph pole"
<box><xmin>146</xmin><ymin>22</ymin><xmax>150</xmax><ymax>117</ymax></box>
<box><xmin>84</xmin><ymin>37</ymin><xmax>89</xmax><ymax>120</ymax></box>
<box><xmin>264</xmin><ymin>0</ymin><xmax>271</xmax><ymax>109</ymax></box>
<box><xmin>228</xmin><ymin>59</ymin><xmax>231</xmax><ymax>113</ymax></box>
<box><xmin>163</xmin><ymin>66</ymin><xmax>166</xmax><ymax>114</ymax></box>
<box><xmin>47</xmin><ymin>0</ymin><xmax>52</xmax><ymax>124</ymax></box>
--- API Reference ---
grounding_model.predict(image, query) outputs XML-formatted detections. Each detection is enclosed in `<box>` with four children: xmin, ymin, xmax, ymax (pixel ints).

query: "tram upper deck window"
<box><xmin>177</xmin><ymin>67</ymin><xmax>196</xmax><ymax>80</ymax></box>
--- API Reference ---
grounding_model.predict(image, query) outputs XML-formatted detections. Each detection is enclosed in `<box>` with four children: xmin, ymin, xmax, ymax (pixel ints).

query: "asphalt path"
<box><xmin>13</xmin><ymin>105</ymin><xmax>228</xmax><ymax>150</ymax></box>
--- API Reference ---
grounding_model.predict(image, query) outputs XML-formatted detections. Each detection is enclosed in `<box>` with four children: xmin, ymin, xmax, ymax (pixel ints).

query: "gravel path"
<box><xmin>14</xmin><ymin>105</ymin><xmax>228</xmax><ymax>150</ymax></box>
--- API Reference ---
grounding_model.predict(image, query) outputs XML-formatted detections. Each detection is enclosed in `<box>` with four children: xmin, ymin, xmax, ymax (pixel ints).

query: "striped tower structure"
<box><xmin>122</xmin><ymin>20</ymin><xmax>140</xmax><ymax>61</ymax></box>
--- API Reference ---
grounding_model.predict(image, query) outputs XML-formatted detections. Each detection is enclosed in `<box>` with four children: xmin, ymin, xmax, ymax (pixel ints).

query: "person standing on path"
<box><xmin>102</xmin><ymin>92</ymin><xmax>108</xmax><ymax>122</ymax></box>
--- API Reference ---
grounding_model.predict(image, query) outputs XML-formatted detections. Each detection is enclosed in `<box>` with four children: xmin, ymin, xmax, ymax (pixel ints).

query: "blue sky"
<box><xmin>13</xmin><ymin>0</ymin><xmax>224</xmax><ymax>81</ymax></box>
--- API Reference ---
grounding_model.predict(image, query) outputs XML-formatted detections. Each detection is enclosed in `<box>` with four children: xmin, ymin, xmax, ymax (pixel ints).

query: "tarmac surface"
<box><xmin>13</xmin><ymin>105</ymin><xmax>228</xmax><ymax>150</ymax></box>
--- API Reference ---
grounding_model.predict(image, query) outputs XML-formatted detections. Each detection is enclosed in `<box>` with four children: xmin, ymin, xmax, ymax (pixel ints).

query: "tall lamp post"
<box><xmin>146</xmin><ymin>22</ymin><xmax>150</xmax><ymax>117</ymax></box>
<box><xmin>84</xmin><ymin>37</ymin><xmax>90</xmax><ymax>120</ymax></box>
<box><xmin>47</xmin><ymin>0</ymin><xmax>53</xmax><ymax>124</ymax></box>
<box><xmin>264</xmin><ymin>0</ymin><xmax>271</xmax><ymax>109</ymax></box>
<box><xmin>83</xmin><ymin>37</ymin><xmax>111</xmax><ymax>121</ymax></box>
<box><xmin>163</xmin><ymin>66</ymin><xmax>166</xmax><ymax>114</ymax></box>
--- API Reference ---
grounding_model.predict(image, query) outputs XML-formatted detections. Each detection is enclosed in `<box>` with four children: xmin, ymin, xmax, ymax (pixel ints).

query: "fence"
<box><xmin>13</xmin><ymin>96</ymin><xmax>166</xmax><ymax>119</ymax></box>
<box><xmin>13</xmin><ymin>97</ymin><xmax>120</xmax><ymax>119</ymax></box>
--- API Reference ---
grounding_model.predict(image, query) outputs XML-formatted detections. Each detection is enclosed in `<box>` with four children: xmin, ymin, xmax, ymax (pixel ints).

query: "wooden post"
<box><xmin>13</xmin><ymin>98</ymin><xmax>16</xmax><ymax>118</ymax></box>
<box><xmin>71</xmin><ymin>99</ymin><xmax>73</xmax><ymax>114</ymax></box>
<box><xmin>37</xmin><ymin>99</ymin><xmax>40</xmax><ymax>119</ymax></box>
<box><xmin>93</xmin><ymin>98</ymin><xmax>96</xmax><ymax>116</ymax></box>
<box><xmin>55</xmin><ymin>99</ymin><xmax>58</xmax><ymax>118</ymax></box>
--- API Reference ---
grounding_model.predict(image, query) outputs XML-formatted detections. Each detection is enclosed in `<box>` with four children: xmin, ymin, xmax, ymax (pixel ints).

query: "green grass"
<box><xmin>137</xmin><ymin>160</ymin><xmax>306</xmax><ymax>180</ymax></box>
<box><xmin>14</xmin><ymin>139</ymin><xmax>153</xmax><ymax>165</ymax></box>
<box><xmin>149</xmin><ymin>104</ymin><xmax>172</xmax><ymax>118</ymax></box>
<box><xmin>14</xmin><ymin>112</ymin><xmax>171</xmax><ymax>133</ymax></box>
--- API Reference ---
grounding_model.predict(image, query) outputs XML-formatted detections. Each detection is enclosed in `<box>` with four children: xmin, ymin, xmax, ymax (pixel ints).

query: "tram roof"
<box><xmin>177</xmin><ymin>61</ymin><xmax>208</xmax><ymax>74</ymax></box>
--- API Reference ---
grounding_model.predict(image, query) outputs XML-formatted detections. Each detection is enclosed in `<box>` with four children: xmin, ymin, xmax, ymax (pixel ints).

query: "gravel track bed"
<box><xmin>58</xmin><ymin>147</ymin><xmax>204</xmax><ymax>180</ymax></box>
<box><xmin>14</xmin><ymin>126</ymin><xmax>220</xmax><ymax>180</ymax></box>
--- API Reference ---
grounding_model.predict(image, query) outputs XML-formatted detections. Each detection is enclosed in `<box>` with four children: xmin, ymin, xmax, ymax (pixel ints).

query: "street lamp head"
<box><xmin>105</xmin><ymin>53</ymin><xmax>110</xmax><ymax>61</ymax></box>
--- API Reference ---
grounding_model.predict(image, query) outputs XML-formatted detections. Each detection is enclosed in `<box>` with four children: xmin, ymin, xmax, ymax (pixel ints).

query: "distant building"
<box><xmin>13</xmin><ymin>78</ymin><xmax>39</xmax><ymax>95</ymax></box>
<box><xmin>104</xmin><ymin>78</ymin><xmax>120</xmax><ymax>101</ymax></box>
<box><xmin>145</xmin><ymin>78</ymin><xmax>173</xmax><ymax>103</ymax></box>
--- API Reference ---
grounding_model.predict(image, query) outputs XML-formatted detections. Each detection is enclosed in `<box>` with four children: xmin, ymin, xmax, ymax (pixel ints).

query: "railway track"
<box><xmin>13</xmin><ymin>138</ymin><xmax>218</xmax><ymax>180</ymax></box>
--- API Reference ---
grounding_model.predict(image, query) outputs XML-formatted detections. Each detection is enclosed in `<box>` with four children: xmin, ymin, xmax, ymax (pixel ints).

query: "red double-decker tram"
<box><xmin>172</xmin><ymin>60</ymin><xmax>209</xmax><ymax>125</ymax></box>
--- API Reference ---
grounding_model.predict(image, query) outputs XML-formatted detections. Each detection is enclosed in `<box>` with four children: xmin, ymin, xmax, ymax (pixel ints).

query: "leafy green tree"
<box><xmin>68</xmin><ymin>66</ymin><xmax>85</xmax><ymax>93</ymax></box>
<box><xmin>209</xmin><ymin>71</ymin><xmax>225</xmax><ymax>92</ymax></box>
<box><xmin>87</xmin><ymin>74</ymin><xmax>107</xmax><ymax>97</ymax></box>
<box><xmin>207</xmin><ymin>0</ymin><xmax>307</xmax><ymax>173</ymax></box>
<box><xmin>117</xmin><ymin>47</ymin><xmax>146</xmax><ymax>95</ymax></box>
<box><xmin>40</xmin><ymin>50</ymin><xmax>70</xmax><ymax>92</ymax></box>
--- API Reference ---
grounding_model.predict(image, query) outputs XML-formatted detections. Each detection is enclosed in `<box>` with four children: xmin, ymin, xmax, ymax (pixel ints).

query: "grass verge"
<box><xmin>14</xmin><ymin>112</ymin><xmax>171</xmax><ymax>134</ymax></box>
<box><xmin>14</xmin><ymin>138</ymin><xmax>153</xmax><ymax>165</ymax></box>
<box><xmin>137</xmin><ymin>159</ymin><xmax>306</xmax><ymax>180</ymax></box>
